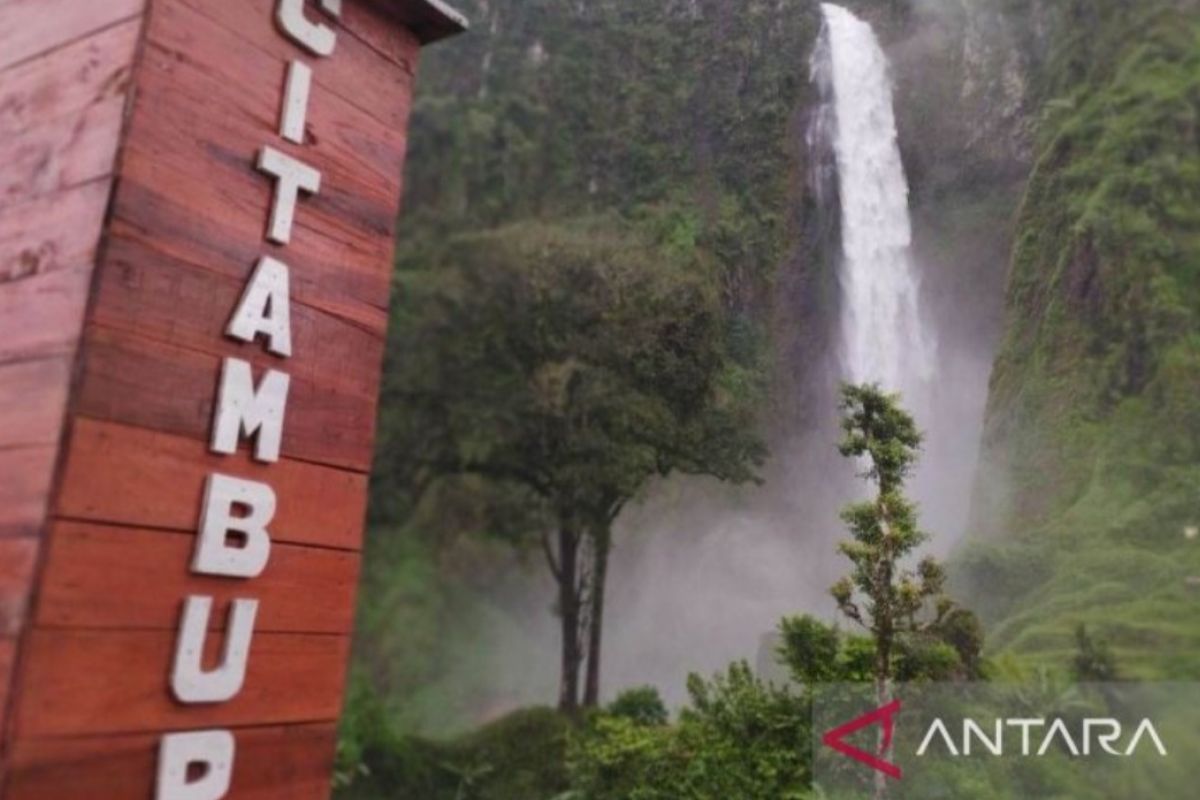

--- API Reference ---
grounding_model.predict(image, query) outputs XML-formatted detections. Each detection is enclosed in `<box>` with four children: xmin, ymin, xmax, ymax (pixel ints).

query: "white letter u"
<box><xmin>170</xmin><ymin>595</ymin><xmax>259</xmax><ymax>704</ymax></box>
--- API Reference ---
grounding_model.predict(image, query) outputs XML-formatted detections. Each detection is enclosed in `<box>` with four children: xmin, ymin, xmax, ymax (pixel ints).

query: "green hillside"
<box><xmin>961</xmin><ymin>0</ymin><xmax>1200</xmax><ymax>677</ymax></box>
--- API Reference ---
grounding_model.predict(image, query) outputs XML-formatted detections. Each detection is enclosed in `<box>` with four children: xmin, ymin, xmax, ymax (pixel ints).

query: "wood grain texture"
<box><xmin>0</xmin><ymin>97</ymin><xmax>127</xmax><ymax>211</ymax></box>
<box><xmin>127</xmin><ymin>45</ymin><xmax>399</xmax><ymax>259</ymax></box>
<box><xmin>37</xmin><ymin>521</ymin><xmax>360</xmax><ymax>634</ymax></box>
<box><xmin>344</xmin><ymin>1</ymin><xmax>424</xmax><ymax>70</ymax></box>
<box><xmin>0</xmin><ymin>0</ymin><xmax>144</xmax><ymax>73</ymax></box>
<box><xmin>0</xmin><ymin>357</ymin><xmax>72</xmax><ymax>450</ymax></box>
<box><xmin>14</xmin><ymin>629</ymin><xmax>350</xmax><ymax>737</ymax></box>
<box><xmin>76</xmin><ymin>325</ymin><xmax>379</xmax><ymax>471</ymax></box>
<box><xmin>0</xmin><ymin>447</ymin><xmax>58</xmax><ymax>538</ymax></box>
<box><xmin>109</xmin><ymin>181</ymin><xmax>390</xmax><ymax>339</ymax></box>
<box><xmin>0</xmin><ymin>639</ymin><xmax>14</xmax><ymax>735</ymax></box>
<box><xmin>6</xmin><ymin>723</ymin><xmax>337</xmax><ymax>800</ymax></box>
<box><xmin>0</xmin><ymin>267</ymin><xmax>92</xmax><ymax>366</ymax></box>
<box><xmin>115</xmin><ymin>132</ymin><xmax>393</xmax><ymax>318</ymax></box>
<box><xmin>147</xmin><ymin>0</ymin><xmax>408</xmax><ymax>199</ymax></box>
<box><xmin>0</xmin><ymin>0</ymin><xmax>430</xmax><ymax>792</ymax></box>
<box><xmin>94</xmin><ymin>233</ymin><xmax>386</xmax><ymax>400</ymax></box>
<box><xmin>0</xmin><ymin>180</ymin><xmax>112</xmax><ymax>285</ymax></box>
<box><xmin>0</xmin><ymin>540</ymin><xmax>38</xmax><ymax>637</ymax></box>
<box><xmin>56</xmin><ymin>418</ymin><xmax>368</xmax><ymax>550</ymax></box>
<box><xmin>0</xmin><ymin>11</ymin><xmax>142</xmax><ymax>768</ymax></box>
<box><xmin>0</xmin><ymin>19</ymin><xmax>141</xmax><ymax>138</ymax></box>
<box><xmin>176</xmin><ymin>0</ymin><xmax>416</xmax><ymax>130</ymax></box>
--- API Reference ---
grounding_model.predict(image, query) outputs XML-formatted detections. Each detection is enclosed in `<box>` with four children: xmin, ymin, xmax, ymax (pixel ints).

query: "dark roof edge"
<box><xmin>399</xmin><ymin>0</ymin><xmax>469</xmax><ymax>45</ymax></box>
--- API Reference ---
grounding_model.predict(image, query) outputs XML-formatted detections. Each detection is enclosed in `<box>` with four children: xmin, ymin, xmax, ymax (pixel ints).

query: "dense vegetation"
<box><xmin>355</xmin><ymin>0</ymin><xmax>822</xmax><ymax>740</ymax></box>
<box><xmin>374</xmin><ymin>217</ymin><xmax>766</xmax><ymax>712</ymax></box>
<box><xmin>344</xmin><ymin>382</ymin><xmax>979</xmax><ymax>799</ymax></box>
<box><xmin>961</xmin><ymin>0</ymin><xmax>1200</xmax><ymax>676</ymax></box>
<box><xmin>341</xmin><ymin>0</ymin><xmax>1200</xmax><ymax>796</ymax></box>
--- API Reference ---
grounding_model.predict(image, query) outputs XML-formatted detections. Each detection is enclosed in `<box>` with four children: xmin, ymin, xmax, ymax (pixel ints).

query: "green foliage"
<box><xmin>832</xmin><ymin>385</ymin><xmax>954</xmax><ymax>685</ymax></box>
<box><xmin>837</xmin><ymin>383</ymin><xmax>923</xmax><ymax>495</ymax></box>
<box><xmin>402</xmin><ymin>0</ymin><xmax>820</xmax><ymax>310</ymax></box>
<box><xmin>777</xmin><ymin>615</ymin><xmax>844</xmax><ymax>684</ymax></box>
<box><xmin>928</xmin><ymin>606</ymin><xmax>989</xmax><ymax>680</ymax></box>
<box><xmin>376</xmin><ymin>216</ymin><xmax>766</xmax><ymax>525</ymax></box>
<box><xmin>1071</xmin><ymin>624</ymin><xmax>1120</xmax><ymax>681</ymax></box>
<box><xmin>339</xmin><ymin>665</ymin><xmax>811</xmax><ymax>800</ymax></box>
<box><xmin>962</xmin><ymin>0</ymin><xmax>1200</xmax><ymax>678</ymax></box>
<box><xmin>777</xmin><ymin>614</ymin><xmax>986</xmax><ymax>686</ymax></box>
<box><xmin>606</xmin><ymin>686</ymin><xmax>669</xmax><ymax>728</ymax></box>
<box><xmin>569</xmin><ymin>664</ymin><xmax>810</xmax><ymax>800</ymax></box>
<box><xmin>336</xmin><ymin>672</ymin><xmax>403</xmax><ymax>790</ymax></box>
<box><xmin>338</xmin><ymin>708</ymin><xmax>572</xmax><ymax>800</ymax></box>
<box><xmin>349</xmin><ymin>507</ymin><xmax>556</xmax><ymax>736</ymax></box>
<box><xmin>372</xmin><ymin>213</ymin><xmax>768</xmax><ymax>710</ymax></box>
<box><xmin>359</xmin><ymin>0</ymin><xmax>823</xmax><ymax>731</ymax></box>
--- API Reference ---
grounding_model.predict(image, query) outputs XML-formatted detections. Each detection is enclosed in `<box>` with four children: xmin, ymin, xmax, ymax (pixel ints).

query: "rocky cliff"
<box><xmin>961</xmin><ymin>0</ymin><xmax>1200</xmax><ymax>676</ymax></box>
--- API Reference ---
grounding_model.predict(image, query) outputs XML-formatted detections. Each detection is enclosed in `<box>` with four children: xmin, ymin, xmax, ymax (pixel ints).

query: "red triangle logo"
<box><xmin>822</xmin><ymin>699</ymin><xmax>903</xmax><ymax>780</ymax></box>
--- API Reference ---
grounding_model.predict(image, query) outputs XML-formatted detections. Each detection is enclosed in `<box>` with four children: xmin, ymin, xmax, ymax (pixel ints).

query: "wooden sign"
<box><xmin>0</xmin><ymin>0</ymin><xmax>464</xmax><ymax>797</ymax></box>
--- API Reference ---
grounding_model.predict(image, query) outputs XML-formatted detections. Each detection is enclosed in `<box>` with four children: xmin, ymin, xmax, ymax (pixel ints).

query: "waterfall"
<box><xmin>811</xmin><ymin>5</ymin><xmax>991</xmax><ymax>554</ymax></box>
<box><xmin>817</xmin><ymin>3</ymin><xmax>935</xmax><ymax>398</ymax></box>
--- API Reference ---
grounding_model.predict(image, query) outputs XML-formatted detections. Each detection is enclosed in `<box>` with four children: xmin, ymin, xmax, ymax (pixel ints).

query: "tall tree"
<box><xmin>376</xmin><ymin>218</ymin><xmax>764</xmax><ymax>712</ymax></box>
<box><xmin>830</xmin><ymin>384</ymin><xmax>951</xmax><ymax>798</ymax></box>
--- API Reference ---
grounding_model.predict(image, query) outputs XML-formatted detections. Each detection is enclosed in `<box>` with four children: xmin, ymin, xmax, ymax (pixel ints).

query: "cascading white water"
<box><xmin>813</xmin><ymin>4</ymin><xmax>992</xmax><ymax>556</ymax></box>
<box><xmin>819</xmin><ymin>3</ymin><xmax>935</xmax><ymax>398</ymax></box>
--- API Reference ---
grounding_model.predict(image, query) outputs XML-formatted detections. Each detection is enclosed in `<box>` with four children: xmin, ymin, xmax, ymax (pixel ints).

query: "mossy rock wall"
<box><xmin>962</xmin><ymin>0</ymin><xmax>1200</xmax><ymax>677</ymax></box>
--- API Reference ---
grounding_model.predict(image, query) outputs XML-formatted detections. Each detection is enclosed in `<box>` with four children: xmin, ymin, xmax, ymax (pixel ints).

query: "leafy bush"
<box><xmin>569</xmin><ymin>663</ymin><xmax>811</xmax><ymax>800</ymax></box>
<box><xmin>607</xmin><ymin>686</ymin><xmax>669</xmax><ymax>727</ymax></box>
<box><xmin>777</xmin><ymin>614</ymin><xmax>986</xmax><ymax>685</ymax></box>
<box><xmin>337</xmin><ymin>707</ymin><xmax>572</xmax><ymax>800</ymax></box>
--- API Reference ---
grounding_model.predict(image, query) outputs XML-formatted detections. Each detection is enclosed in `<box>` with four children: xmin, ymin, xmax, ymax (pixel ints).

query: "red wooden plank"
<box><xmin>0</xmin><ymin>19</ymin><xmax>141</xmax><ymax>138</ymax></box>
<box><xmin>37</xmin><ymin>521</ymin><xmax>360</xmax><ymax>634</ymax></box>
<box><xmin>0</xmin><ymin>19</ymin><xmax>139</xmax><ymax>137</ymax></box>
<box><xmin>0</xmin><ymin>539</ymin><xmax>38</xmax><ymax>638</ymax></box>
<box><xmin>94</xmin><ymin>227</ymin><xmax>386</xmax><ymax>401</ymax></box>
<box><xmin>56</xmin><ymin>418</ymin><xmax>367</xmax><ymax>551</ymax></box>
<box><xmin>111</xmin><ymin>135</ymin><xmax>395</xmax><ymax>327</ymax></box>
<box><xmin>108</xmin><ymin>183</ymin><xmax>389</xmax><ymax>338</ymax></box>
<box><xmin>0</xmin><ymin>357</ymin><xmax>72</xmax><ymax>450</ymax></box>
<box><xmin>0</xmin><ymin>181</ymin><xmax>111</xmax><ymax>285</ymax></box>
<box><xmin>116</xmin><ymin>126</ymin><xmax>394</xmax><ymax>312</ymax></box>
<box><xmin>14</xmin><ymin>629</ymin><xmax>350</xmax><ymax>736</ymax></box>
<box><xmin>0</xmin><ymin>267</ymin><xmax>91</xmax><ymax>365</ymax></box>
<box><xmin>0</xmin><ymin>446</ymin><xmax>57</xmax><ymax>539</ymax></box>
<box><xmin>344</xmin><ymin>0</ymin><xmax>424</xmax><ymax>70</ymax></box>
<box><xmin>0</xmin><ymin>638</ymin><xmax>14</xmax><ymax>734</ymax></box>
<box><xmin>145</xmin><ymin>0</ymin><xmax>408</xmax><ymax>198</ymax></box>
<box><xmin>0</xmin><ymin>0</ymin><xmax>144</xmax><ymax>73</ymax></box>
<box><xmin>6</xmin><ymin>723</ymin><xmax>337</xmax><ymax>800</ymax></box>
<box><xmin>75</xmin><ymin>325</ymin><xmax>379</xmax><ymax>471</ymax></box>
<box><xmin>0</xmin><ymin>96</ymin><xmax>127</xmax><ymax>210</ymax></box>
<box><xmin>174</xmin><ymin>0</ymin><xmax>414</xmax><ymax>130</ymax></box>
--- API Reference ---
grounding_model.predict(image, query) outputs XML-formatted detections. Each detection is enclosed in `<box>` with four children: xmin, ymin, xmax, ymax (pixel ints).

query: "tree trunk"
<box><xmin>583</xmin><ymin>523</ymin><xmax>611</xmax><ymax>707</ymax></box>
<box><xmin>557</xmin><ymin>520</ymin><xmax>583</xmax><ymax>714</ymax></box>
<box><xmin>874</xmin><ymin>624</ymin><xmax>893</xmax><ymax>800</ymax></box>
<box><xmin>874</xmin><ymin>675</ymin><xmax>891</xmax><ymax>800</ymax></box>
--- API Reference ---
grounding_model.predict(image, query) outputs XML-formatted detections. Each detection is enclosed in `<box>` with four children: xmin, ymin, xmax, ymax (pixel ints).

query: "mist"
<box><xmin>399</xmin><ymin>0</ymin><xmax>1026</xmax><ymax>723</ymax></box>
<box><xmin>594</xmin><ymin>0</ymin><xmax>1014</xmax><ymax>706</ymax></box>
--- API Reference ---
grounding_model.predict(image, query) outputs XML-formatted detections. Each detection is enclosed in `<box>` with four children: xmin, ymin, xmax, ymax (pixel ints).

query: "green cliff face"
<box><xmin>963</xmin><ymin>0</ymin><xmax>1200</xmax><ymax>677</ymax></box>
<box><xmin>400</xmin><ymin>0</ymin><xmax>822</xmax><ymax>315</ymax></box>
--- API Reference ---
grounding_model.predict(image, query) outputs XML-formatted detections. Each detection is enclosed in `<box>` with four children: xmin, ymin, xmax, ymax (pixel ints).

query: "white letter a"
<box><xmin>227</xmin><ymin>257</ymin><xmax>292</xmax><ymax>357</ymax></box>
